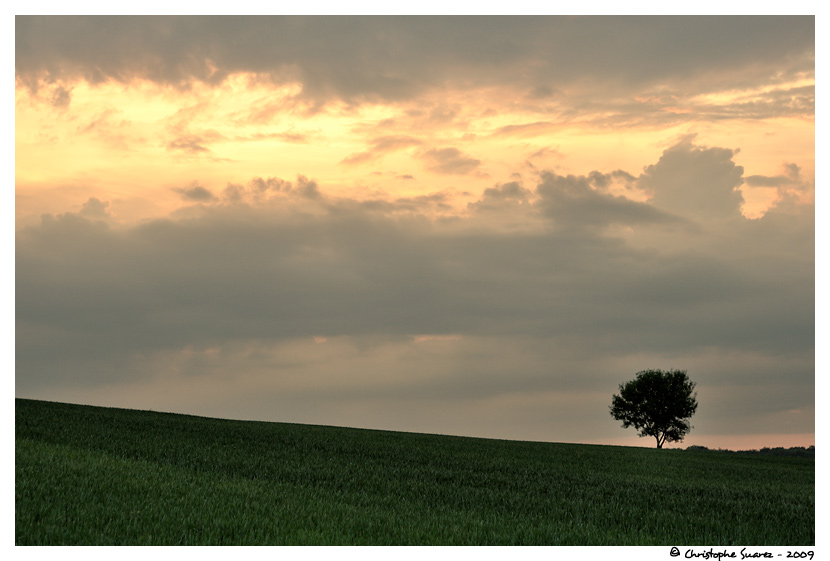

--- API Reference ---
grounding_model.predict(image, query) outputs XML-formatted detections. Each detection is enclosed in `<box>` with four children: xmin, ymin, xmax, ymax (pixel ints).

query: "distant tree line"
<box><xmin>685</xmin><ymin>445</ymin><xmax>815</xmax><ymax>458</ymax></box>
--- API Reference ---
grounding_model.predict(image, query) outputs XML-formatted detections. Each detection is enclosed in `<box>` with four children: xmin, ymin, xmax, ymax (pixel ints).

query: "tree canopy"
<box><xmin>610</xmin><ymin>369</ymin><xmax>698</xmax><ymax>448</ymax></box>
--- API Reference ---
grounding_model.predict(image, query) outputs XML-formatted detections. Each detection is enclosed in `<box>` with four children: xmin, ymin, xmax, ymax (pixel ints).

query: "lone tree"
<box><xmin>610</xmin><ymin>369</ymin><xmax>698</xmax><ymax>448</ymax></box>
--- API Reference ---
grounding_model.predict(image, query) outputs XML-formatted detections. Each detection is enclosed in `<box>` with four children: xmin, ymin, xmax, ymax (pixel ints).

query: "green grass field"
<box><xmin>15</xmin><ymin>398</ymin><xmax>814</xmax><ymax>545</ymax></box>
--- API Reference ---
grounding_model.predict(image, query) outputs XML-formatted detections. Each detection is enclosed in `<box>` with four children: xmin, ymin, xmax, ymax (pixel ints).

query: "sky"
<box><xmin>14</xmin><ymin>15</ymin><xmax>816</xmax><ymax>450</ymax></box>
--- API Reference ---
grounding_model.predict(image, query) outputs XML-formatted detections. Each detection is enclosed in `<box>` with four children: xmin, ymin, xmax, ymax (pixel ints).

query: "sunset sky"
<box><xmin>15</xmin><ymin>15</ymin><xmax>815</xmax><ymax>450</ymax></box>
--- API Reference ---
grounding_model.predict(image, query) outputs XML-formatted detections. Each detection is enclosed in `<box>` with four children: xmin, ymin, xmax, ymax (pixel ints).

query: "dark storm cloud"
<box><xmin>15</xmin><ymin>16</ymin><xmax>814</xmax><ymax>105</ymax></box>
<box><xmin>16</xmin><ymin>139</ymin><xmax>813</xmax><ymax>398</ymax></box>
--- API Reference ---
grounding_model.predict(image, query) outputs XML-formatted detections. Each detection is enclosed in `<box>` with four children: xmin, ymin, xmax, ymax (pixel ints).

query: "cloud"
<box><xmin>295</xmin><ymin>175</ymin><xmax>321</xmax><ymax>199</ymax></box>
<box><xmin>420</xmin><ymin>147</ymin><xmax>481</xmax><ymax>175</ymax></box>
<box><xmin>744</xmin><ymin>164</ymin><xmax>813</xmax><ymax>221</ymax></box>
<box><xmin>17</xmin><ymin>142</ymin><xmax>812</xmax><ymax>369</ymax></box>
<box><xmin>68</xmin><ymin>108</ymin><xmax>135</xmax><ymax>151</ymax></box>
<box><xmin>697</xmin><ymin>84</ymin><xmax>815</xmax><ymax>121</ymax></box>
<box><xmin>341</xmin><ymin>135</ymin><xmax>423</xmax><ymax>166</ymax></box>
<box><xmin>467</xmin><ymin>181</ymin><xmax>532</xmax><ymax>213</ymax></box>
<box><xmin>525</xmin><ymin>85</ymin><xmax>556</xmax><ymax>100</ymax></box>
<box><xmin>174</xmin><ymin>183</ymin><xmax>216</xmax><ymax>202</ymax></box>
<box><xmin>351</xmin><ymin>192</ymin><xmax>454</xmax><ymax>219</ymax></box>
<box><xmin>638</xmin><ymin>136</ymin><xmax>745</xmax><ymax>221</ymax></box>
<box><xmin>371</xmin><ymin>135</ymin><xmax>423</xmax><ymax>152</ymax></box>
<box><xmin>745</xmin><ymin>174</ymin><xmax>790</xmax><ymax>187</ymax></box>
<box><xmin>535</xmin><ymin>171</ymin><xmax>679</xmax><ymax>231</ymax></box>
<box><xmin>236</xmin><ymin>132</ymin><xmax>309</xmax><ymax>144</ymax></box>
<box><xmin>744</xmin><ymin>163</ymin><xmax>810</xmax><ymax>204</ymax></box>
<box><xmin>525</xmin><ymin>147</ymin><xmax>562</xmax><ymax>168</ymax></box>
<box><xmin>50</xmin><ymin>85</ymin><xmax>71</xmax><ymax>108</ymax></box>
<box><xmin>340</xmin><ymin>151</ymin><xmax>377</xmax><ymax>166</ymax></box>
<box><xmin>15</xmin><ymin>16</ymin><xmax>814</xmax><ymax>109</ymax></box>
<box><xmin>219</xmin><ymin>175</ymin><xmax>319</xmax><ymax>204</ymax></box>
<box><xmin>15</xmin><ymin>137</ymin><xmax>813</xmax><ymax>445</ymax></box>
<box><xmin>493</xmin><ymin>121</ymin><xmax>556</xmax><ymax>138</ymax></box>
<box><xmin>78</xmin><ymin>197</ymin><xmax>110</xmax><ymax>219</ymax></box>
<box><xmin>166</xmin><ymin>134</ymin><xmax>212</xmax><ymax>154</ymax></box>
<box><xmin>482</xmin><ymin>182</ymin><xmax>532</xmax><ymax>202</ymax></box>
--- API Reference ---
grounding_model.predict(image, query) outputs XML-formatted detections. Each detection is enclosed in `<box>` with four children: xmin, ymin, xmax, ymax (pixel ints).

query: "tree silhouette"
<box><xmin>610</xmin><ymin>369</ymin><xmax>698</xmax><ymax>448</ymax></box>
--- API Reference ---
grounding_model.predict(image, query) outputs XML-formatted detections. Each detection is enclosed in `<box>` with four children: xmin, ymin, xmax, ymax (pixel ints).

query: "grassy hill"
<box><xmin>15</xmin><ymin>398</ymin><xmax>814</xmax><ymax>545</ymax></box>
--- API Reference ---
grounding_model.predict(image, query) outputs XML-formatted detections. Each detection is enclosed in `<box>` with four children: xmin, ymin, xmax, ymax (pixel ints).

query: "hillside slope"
<box><xmin>15</xmin><ymin>398</ymin><xmax>814</xmax><ymax>545</ymax></box>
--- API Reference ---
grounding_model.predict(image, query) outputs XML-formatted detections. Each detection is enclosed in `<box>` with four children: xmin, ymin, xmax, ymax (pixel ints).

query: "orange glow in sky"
<box><xmin>15</xmin><ymin>68</ymin><xmax>814</xmax><ymax>227</ymax></box>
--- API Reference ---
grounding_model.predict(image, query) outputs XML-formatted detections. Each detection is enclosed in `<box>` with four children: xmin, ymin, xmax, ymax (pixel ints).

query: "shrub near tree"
<box><xmin>610</xmin><ymin>369</ymin><xmax>698</xmax><ymax>448</ymax></box>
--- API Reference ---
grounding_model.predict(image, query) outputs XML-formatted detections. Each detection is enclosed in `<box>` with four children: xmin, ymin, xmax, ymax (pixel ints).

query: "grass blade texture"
<box><xmin>15</xmin><ymin>398</ymin><xmax>814</xmax><ymax>545</ymax></box>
